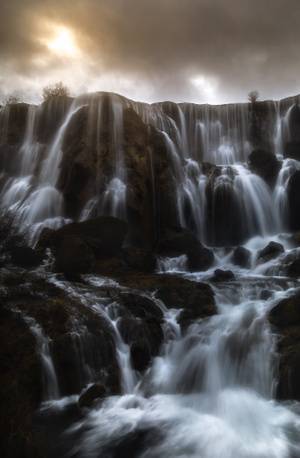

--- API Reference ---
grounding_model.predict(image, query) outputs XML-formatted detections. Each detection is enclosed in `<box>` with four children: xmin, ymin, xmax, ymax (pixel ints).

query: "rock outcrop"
<box><xmin>248</xmin><ymin>149</ymin><xmax>281</xmax><ymax>187</ymax></box>
<box><xmin>36</xmin><ymin>216</ymin><xmax>128</xmax><ymax>273</ymax></box>
<box><xmin>287</xmin><ymin>170</ymin><xmax>300</xmax><ymax>231</ymax></box>
<box><xmin>155</xmin><ymin>226</ymin><xmax>214</xmax><ymax>271</ymax></box>
<box><xmin>269</xmin><ymin>293</ymin><xmax>300</xmax><ymax>400</ymax></box>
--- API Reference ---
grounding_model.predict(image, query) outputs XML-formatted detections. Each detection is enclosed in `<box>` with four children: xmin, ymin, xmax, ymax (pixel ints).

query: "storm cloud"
<box><xmin>1</xmin><ymin>0</ymin><xmax>300</xmax><ymax>104</ymax></box>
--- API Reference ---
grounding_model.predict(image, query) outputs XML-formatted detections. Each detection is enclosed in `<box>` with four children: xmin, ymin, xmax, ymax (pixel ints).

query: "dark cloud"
<box><xmin>0</xmin><ymin>0</ymin><xmax>300</xmax><ymax>104</ymax></box>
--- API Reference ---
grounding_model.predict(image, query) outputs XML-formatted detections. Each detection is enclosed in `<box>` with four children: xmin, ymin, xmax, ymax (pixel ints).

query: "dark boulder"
<box><xmin>78</xmin><ymin>383</ymin><xmax>107</xmax><ymax>408</ymax></box>
<box><xmin>210</xmin><ymin>269</ymin><xmax>235</xmax><ymax>282</ymax></box>
<box><xmin>122</xmin><ymin>246</ymin><xmax>156</xmax><ymax>272</ymax></box>
<box><xmin>287</xmin><ymin>258</ymin><xmax>300</xmax><ymax>277</ymax></box>
<box><xmin>55</xmin><ymin>236</ymin><xmax>95</xmax><ymax>273</ymax></box>
<box><xmin>155</xmin><ymin>226</ymin><xmax>214</xmax><ymax>272</ymax></box>
<box><xmin>204</xmin><ymin>165</ymin><xmax>243</xmax><ymax>246</ymax></box>
<box><xmin>283</xmin><ymin>142</ymin><xmax>300</xmax><ymax>161</ymax></box>
<box><xmin>248</xmin><ymin>149</ymin><xmax>281</xmax><ymax>187</ymax></box>
<box><xmin>0</xmin><ymin>103</ymin><xmax>29</xmax><ymax>145</ymax></box>
<box><xmin>155</xmin><ymin>274</ymin><xmax>216</xmax><ymax>328</ymax></box>
<box><xmin>287</xmin><ymin>170</ymin><xmax>300</xmax><ymax>231</ymax></box>
<box><xmin>10</xmin><ymin>245</ymin><xmax>42</xmax><ymax>268</ymax></box>
<box><xmin>232</xmin><ymin>246</ymin><xmax>251</xmax><ymax>268</ymax></box>
<box><xmin>130</xmin><ymin>339</ymin><xmax>151</xmax><ymax>372</ymax></box>
<box><xmin>117</xmin><ymin>292</ymin><xmax>164</xmax><ymax>364</ymax></box>
<box><xmin>269</xmin><ymin>294</ymin><xmax>300</xmax><ymax>400</ymax></box>
<box><xmin>37</xmin><ymin>216</ymin><xmax>128</xmax><ymax>273</ymax></box>
<box><xmin>257</xmin><ymin>241</ymin><xmax>284</xmax><ymax>263</ymax></box>
<box><xmin>260</xmin><ymin>290</ymin><xmax>272</xmax><ymax>300</ymax></box>
<box><xmin>288</xmin><ymin>103</ymin><xmax>300</xmax><ymax>142</ymax></box>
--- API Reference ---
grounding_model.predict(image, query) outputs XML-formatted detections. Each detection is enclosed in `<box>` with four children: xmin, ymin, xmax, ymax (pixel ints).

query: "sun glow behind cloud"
<box><xmin>46</xmin><ymin>27</ymin><xmax>77</xmax><ymax>56</ymax></box>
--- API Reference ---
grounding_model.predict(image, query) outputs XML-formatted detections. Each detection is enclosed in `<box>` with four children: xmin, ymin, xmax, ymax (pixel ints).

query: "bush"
<box><xmin>42</xmin><ymin>81</ymin><xmax>70</xmax><ymax>102</ymax></box>
<box><xmin>248</xmin><ymin>90</ymin><xmax>259</xmax><ymax>103</ymax></box>
<box><xmin>2</xmin><ymin>95</ymin><xmax>22</xmax><ymax>105</ymax></box>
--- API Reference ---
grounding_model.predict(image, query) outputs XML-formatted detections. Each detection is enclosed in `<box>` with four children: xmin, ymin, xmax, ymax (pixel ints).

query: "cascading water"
<box><xmin>1</xmin><ymin>92</ymin><xmax>300</xmax><ymax>246</ymax></box>
<box><xmin>2</xmin><ymin>93</ymin><xmax>300</xmax><ymax>457</ymax></box>
<box><xmin>31</xmin><ymin>262</ymin><xmax>300</xmax><ymax>458</ymax></box>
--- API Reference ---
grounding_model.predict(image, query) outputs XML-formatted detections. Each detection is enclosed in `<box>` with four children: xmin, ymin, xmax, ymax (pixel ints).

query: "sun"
<box><xmin>47</xmin><ymin>28</ymin><xmax>76</xmax><ymax>55</ymax></box>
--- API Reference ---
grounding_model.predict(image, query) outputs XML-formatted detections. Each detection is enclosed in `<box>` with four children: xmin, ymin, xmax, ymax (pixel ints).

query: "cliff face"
<box><xmin>0</xmin><ymin>92</ymin><xmax>300</xmax><ymax>247</ymax></box>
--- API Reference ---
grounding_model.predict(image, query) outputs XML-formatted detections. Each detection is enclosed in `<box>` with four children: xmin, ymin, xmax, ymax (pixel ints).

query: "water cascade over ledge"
<box><xmin>1</xmin><ymin>92</ymin><xmax>300</xmax><ymax>457</ymax></box>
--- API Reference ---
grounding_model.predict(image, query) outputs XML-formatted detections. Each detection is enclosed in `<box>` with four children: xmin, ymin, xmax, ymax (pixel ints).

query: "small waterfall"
<box><xmin>24</xmin><ymin>316</ymin><xmax>60</xmax><ymax>401</ymax></box>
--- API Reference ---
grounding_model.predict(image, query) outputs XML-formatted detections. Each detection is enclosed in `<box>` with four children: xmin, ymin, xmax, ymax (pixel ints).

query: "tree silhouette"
<box><xmin>42</xmin><ymin>81</ymin><xmax>70</xmax><ymax>102</ymax></box>
<box><xmin>248</xmin><ymin>90</ymin><xmax>259</xmax><ymax>103</ymax></box>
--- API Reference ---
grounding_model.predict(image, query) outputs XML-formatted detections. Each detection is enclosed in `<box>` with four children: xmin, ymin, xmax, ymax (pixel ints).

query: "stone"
<box><xmin>10</xmin><ymin>245</ymin><xmax>42</xmax><ymax>268</ymax></box>
<box><xmin>130</xmin><ymin>339</ymin><xmax>151</xmax><ymax>372</ymax></box>
<box><xmin>155</xmin><ymin>226</ymin><xmax>214</xmax><ymax>272</ymax></box>
<box><xmin>210</xmin><ymin>269</ymin><xmax>235</xmax><ymax>282</ymax></box>
<box><xmin>283</xmin><ymin>142</ymin><xmax>300</xmax><ymax>161</ymax></box>
<box><xmin>55</xmin><ymin>235</ymin><xmax>95</xmax><ymax>273</ymax></box>
<box><xmin>78</xmin><ymin>383</ymin><xmax>107</xmax><ymax>408</ymax></box>
<box><xmin>37</xmin><ymin>216</ymin><xmax>128</xmax><ymax>273</ymax></box>
<box><xmin>257</xmin><ymin>241</ymin><xmax>284</xmax><ymax>263</ymax></box>
<box><xmin>232</xmin><ymin>246</ymin><xmax>251</xmax><ymax>268</ymax></box>
<box><xmin>269</xmin><ymin>294</ymin><xmax>300</xmax><ymax>400</ymax></box>
<box><xmin>287</xmin><ymin>170</ymin><xmax>300</xmax><ymax>231</ymax></box>
<box><xmin>288</xmin><ymin>258</ymin><xmax>300</xmax><ymax>277</ymax></box>
<box><xmin>122</xmin><ymin>246</ymin><xmax>156</xmax><ymax>272</ymax></box>
<box><xmin>248</xmin><ymin>149</ymin><xmax>282</xmax><ymax>187</ymax></box>
<box><xmin>155</xmin><ymin>274</ymin><xmax>216</xmax><ymax>328</ymax></box>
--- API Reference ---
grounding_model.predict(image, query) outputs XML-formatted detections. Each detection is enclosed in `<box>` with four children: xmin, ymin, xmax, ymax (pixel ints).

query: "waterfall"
<box><xmin>29</xmin><ymin>267</ymin><xmax>300</xmax><ymax>458</ymax></box>
<box><xmin>2</xmin><ymin>92</ymin><xmax>300</xmax><ymax>457</ymax></box>
<box><xmin>24</xmin><ymin>316</ymin><xmax>60</xmax><ymax>401</ymax></box>
<box><xmin>1</xmin><ymin>92</ymin><xmax>300</xmax><ymax>247</ymax></box>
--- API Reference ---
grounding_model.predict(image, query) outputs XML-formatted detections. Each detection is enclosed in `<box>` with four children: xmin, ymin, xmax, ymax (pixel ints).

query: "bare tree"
<box><xmin>3</xmin><ymin>94</ymin><xmax>22</xmax><ymax>105</ymax></box>
<box><xmin>42</xmin><ymin>81</ymin><xmax>70</xmax><ymax>102</ymax></box>
<box><xmin>248</xmin><ymin>90</ymin><xmax>259</xmax><ymax>103</ymax></box>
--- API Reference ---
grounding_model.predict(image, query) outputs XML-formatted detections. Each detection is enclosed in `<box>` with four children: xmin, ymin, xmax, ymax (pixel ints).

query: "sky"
<box><xmin>1</xmin><ymin>0</ymin><xmax>300</xmax><ymax>106</ymax></box>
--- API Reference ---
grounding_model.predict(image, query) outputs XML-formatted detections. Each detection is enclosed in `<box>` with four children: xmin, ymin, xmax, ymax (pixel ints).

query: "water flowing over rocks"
<box><xmin>2</xmin><ymin>91</ymin><xmax>300</xmax><ymax>457</ymax></box>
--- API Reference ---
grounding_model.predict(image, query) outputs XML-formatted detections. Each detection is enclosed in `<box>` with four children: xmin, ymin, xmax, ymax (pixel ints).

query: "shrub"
<box><xmin>248</xmin><ymin>90</ymin><xmax>259</xmax><ymax>103</ymax></box>
<box><xmin>42</xmin><ymin>81</ymin><xmax>70</xmax><ymax>102</ymax></box>
<box><xmin>2</xmin><ymin>95</ymin><xmax>22</xmax><ymax>105</ymax></box>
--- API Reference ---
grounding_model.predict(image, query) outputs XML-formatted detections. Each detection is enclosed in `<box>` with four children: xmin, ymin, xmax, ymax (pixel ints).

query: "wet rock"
<box><xmin>10</xmin><ymin>245</ymin><xmax>42</xmax><ymax>268</ymax></box>
<box><xmin>122</xmin><ymin>246</ymin><xmax>156</xmax><ymax>272</ymax></box>
<box><xmin>260</xmin><ymin>290</ymin><xmax>272</xmax><ymax>300</ymax></box>
<box><xmin>0</xmin><ymin>307</ymin><xmax>42</xmax><ymax>456</ymax></box>
<box><xmin>38</xmin><ymin>216</ymin><xmax>128</xmax><ymax>273</ymax></box>
<box><xmin>55</xmin><ymin>235</ymin><xmax>95</xmax><ymax>273</ymax></box>
<box><xmin>155</xmin><ymin>226</ymin><xmax>214</xmax><ymax>271</ymax></box>
<box><xmin>130</xmin><ymin>339</ymin><xmax>151</xmax><ymax>372</ymax></box>
<box><xmin>232</xmin><ymin>246</ymin><xmax>251</xmax><ymax>268</ymax></box>
<box><xmin>288</xmin><ymin>103</ymin><xmax>300</xmax><ymax>142</ymax></box>
<box><xmin>269</xmin><ymin>293</ymin><xmax>300</xmax><ymax>400</ymax></box>
<box><xmin>0</xmin><ymin>103</ymin><xmax>29</xmax><ymax>145</ymax></box>
<box><xmin>78</xmin><ymin>383</ymin><xmax>107</xmax><ymax>408</ymax></box>
<box><xmin>287</xmin><ymin>170</ymin><xmax>300</xmax><ymax>231</ymax></box>
<box><xmin>283</xmin><ymin>142</ymin><xmax>300</xmax><ymax>161</ymax></box>
<box><xmin>120</xmin><ymin>292</ymin><xmax>163</xmax><ymax>320</ymax></box>
<box><xmin>286</xmin><ymin>231</ymin><xmax>300</xmax><ymax>247</ymax></box>
<box><xmin>257</xmin><ymin>241</ymin><xmax>284</xmax><ymax>263</ymax></box>
<box><xmin>248</xmin><ymin>149</ymin><xmax>281</xmax><ymax>187</ymax></box>
<box><xmin>210</xmin><ymin>269</ymin><xmax>235</xmax><ymax>282</ymax></box>
<box><xmin>156</xmin><ymin>274</ymin><xmax>216</xmax><ymax>329</ymax></box>
<box><xmin>117</xmin><ymin>293</ymin><xmax>164</xmax><ymax>362</ymax></box>
<box><xmin>205</xmin><ymin>166</ymin><xmax>243</xmax><ymax>246</ymax></box>
<box><xmin>287</xmin><ymin>258</ymin><xmax>300</xmax><ymax>278</ymax></box>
